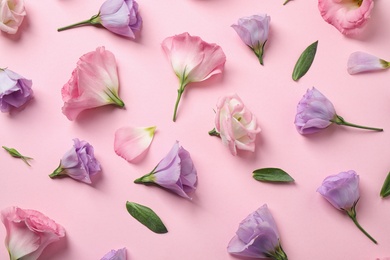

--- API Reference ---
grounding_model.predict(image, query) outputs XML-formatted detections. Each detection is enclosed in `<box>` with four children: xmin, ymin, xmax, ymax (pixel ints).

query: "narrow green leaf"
<box><xmin>125</xmin><ymin>201</ymin><xmax>168</xmax><ymax>234</ymax></box>
<box><xmin>380</xmin><ymin>172</ymin><xmax>390</xmax><ymax>198</ymax></box>
<box><xmin>292</xmin><ymin>41</ymin><xmax>318</xmax><ymax>81</ymax></box>
<box><xmin>253</xmin><ymin>168</ymin><xmax>294</xmax><ymax>183</ymax></box>
<box><xmin>2</xmin><ymin>146</ymin><xmax>33</xmax><ymax>166</ymax></box>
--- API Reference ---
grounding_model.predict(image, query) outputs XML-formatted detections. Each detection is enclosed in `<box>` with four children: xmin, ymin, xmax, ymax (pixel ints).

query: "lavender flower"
<box><xmin>134</xmin><ymin>141</ymin><xmax>197</xmax><ymax>199</ymax></box>
<box><xmin>0</xmin><ymin>68</ymin><xmax>33</xmax><ymax>113</ymax></box>
<box><xmin>49</xmin><ymin>139</ymin><xmax>101</xmax><ymax>184</ymax></box>
<box><xmin>295</xmin><ymin>87</ymin><xmax>383</xmax><ymax>134</ymax></box>
<box><xmin>227</xmin><ymin>204</ymin><xmax>288</xmax><ymax>260</ymax></box>
<box><xmin>347</xmin><ymin>51</ymin><xmax>390</xmax><ymax>75</ymax></box>
<box><xmin>317</xmin><ymin>170</ymin><xmax>377</xmax><ymax>244</ymax></box>
<box><xmin>232</xmin><ymin>14</ymin><xmax>270</xmax><ymax>65</ymax></box>
<box><xmin>101</xmin><ymin>248</ymin><xmax>127</xmax><ymax>260</ymax></box>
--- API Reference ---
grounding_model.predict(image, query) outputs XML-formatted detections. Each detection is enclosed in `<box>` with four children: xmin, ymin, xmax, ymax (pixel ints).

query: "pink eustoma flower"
<box><xmin>318</xmin><ymin>0</ymin><xmax>374</xmax><ymax>35</ymax></box>
<box><xmin>101</xmin><ymin>248</ymin><xmax>127</xmax><ymax>260</ymax></box>
<box><xmin>49</xmin><ymin>138</ymin><xmax>101</xmax><ymax>184</ymax></box>
<box><xmin>347</xmin><ymin>51</ymin><xmax>390</xmax><ymax>75</ymax></box>
<box><xmin>134</xmin><ymin>141</ymin><xmax>197</xmax><ymax>199</ymax></box>
<box><xmin>227</xmin><ymin>204</ymin><xmax>288</xmax><ymax>260</ymax></box>
<box><xmin>232</xmin><ymin>14</ymin><xmax>270</xmax><ymax>65</ymax></box>
<box><xmin>58</xmin><ymin>0</ymin><xmax>142</xmax><ymax>39</ymax></box>
<box><xmin>162</xmin><ymin>32</ymin><xmax>226</xmax><ymax>121</ymax></box>
<box><xmin>209</xmin><ymin>93</ymin><xmax>261</xmax><ymax>156</ymax></box>
<box><xmin>61</xmin><ymin>46</ymin><xmax>125</xmax><ymax>120</ymax></box>
<box><xmin>0</xmin><ymin>0</ymin><xmax>26</xmax><ymax>34</ymax></box>
<box><xmin>1</xmin><ymin>206</ymin><xmax>65</xmax><ymax>260</ymax></box>
<box><xmin>114</xmin><ymin>126</ymin><xmax>156</xmax><ymax>163</ymax></box>
<box><xmin>317</xmin><ymin>170</ymin><xmax>377</xmax><ymax>244</ymax></box>
<box><xmin>0</xmin><ymin>68</ymin><xmax>33</xmax><ymax>113</ymax></box>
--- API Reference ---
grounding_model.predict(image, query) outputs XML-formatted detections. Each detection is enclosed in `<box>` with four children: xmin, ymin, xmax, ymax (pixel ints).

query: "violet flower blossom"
<box><xmin>58</xmin><ymin>0</ymin><xmax>142</xmax><ymax>39</ymax></box>
<box><xmin>101</xmin><ymin>248</ymin><xmax>127</xmax><ymax>260</ymax></box>
<box><xmin>227</xmin><ymin>204</ymin><xmax>288</xmax><ymax>260</ymax></box>
<box><xmin>0</xmin><ymin>68</ymin><xmax>33</xmax><ymax>113</ymax></box>
<box><xmin>232</xmin><ymin>14</ymin><xmax>270</xmax><ymax>65</ymax></box>
<box><xmin>134</xmin><ymin>141</ymin><xmax>197</xmax><ymax>199</ymax></box>
<box><xmin>295</xmin><ymin>87</ymin><xmax>383</xmax><ymax>134</ymax></box>
<box><xmin>49</xmin><ymin>139</ymin><xmax>101</xmax><ymax>184</ymax></box>
<box><xmin>317</xmin><ymin>170</ymin><xmax>377</xmax><ymax>244</ymax></box>
<box><xmin>347</xmin><ymin>51</ymin><xmax>390</xmax><ymax>75</ymax></box>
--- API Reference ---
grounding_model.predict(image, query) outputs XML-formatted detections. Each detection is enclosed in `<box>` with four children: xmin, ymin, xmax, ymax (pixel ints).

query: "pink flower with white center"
<box><xmin>61</xmin><ymin>46</ymin><xmax>125</xmax><ymax>120</ymax></box>
<box><xmin>209</xmin><ymin>93</ymin><xmax>261</xmax><ymax>156</ymax></box>
<box><xmin>0</xmin><ymin>0</ymin><xmax>26</xmax><ymax>34</ymax></box>
<box><xmin>347</xmin><ymin>51</ymin><xmax>390</xmax><ymax>74</ymax></box>
<box><xmin>162</xmin><ymin>32</ymin><xmax>226</xmax><ymax>121</ymax></box>
<box><xmin>1</xmin><ymin>206</ymin><xmax>65</xmax><ymax>260</ymax></box>
<box><xmin>114</xmin><ymin>126</ymin><xmax>156</xmax><ymax>163</ymax></box>
<box><xmin>318</xmin><ymin>0</ymin><xmax>374</xmax><ymax>35</ymax></box>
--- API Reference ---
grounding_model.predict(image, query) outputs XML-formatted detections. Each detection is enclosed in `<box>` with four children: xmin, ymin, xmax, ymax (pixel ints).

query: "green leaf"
<box><xmin>380</xmin><ymin>172</ymin><xmax>390</xmax><ymax>198</ymax></box>
<box><xmin>2</xmin><ymin>146</ymin><xmax>33</xmax><ymax>166</ymax></box>
<box><xmin>125</xmin><ymin>201</ymin><xmax>168</xmax><ymax>234</ymax></box>
<box><xmin>292</xmin><ymin>41</ymin><xmax>318</xmax><ymax>81</ymax></box>
<box><xmin>253</xmin><ymin>168</ymin><xmax>294</xmax><ymax>183</ymax></box>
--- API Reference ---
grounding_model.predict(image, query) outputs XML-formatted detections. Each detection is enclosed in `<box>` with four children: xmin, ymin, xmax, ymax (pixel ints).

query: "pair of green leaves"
<box><xmin>253</xmin><ymin>168</ymin><xmax>294</xmax><ymax>183</ymax></box>
<box><xmin>126</xmin><ymin>201</ymin><xmax>168</xmax><ymax>234</ymax></box>
<box><xmin>2</xmin><ymin>146</ymin><xmax>33</xmax><ymax>166</ymax></box>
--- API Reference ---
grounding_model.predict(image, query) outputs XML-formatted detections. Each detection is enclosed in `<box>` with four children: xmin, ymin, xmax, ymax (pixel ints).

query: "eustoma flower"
<box><xmin>0</xmin><ymin>0</ymin><xmax>26</xmax><ymax>34</ymax></box>
<box><xmin>232</xmin><ymin>14</ymin><xmax>270</xmax><ymax>65</ymax></box>
<box><xmin>114</xmin><ymin>126</ymin><xmax>156</xmax><ymax>162</ymax></box>
<box><xmin>62</xmin><ymin>46</ymin><xmax>125</xmax><ymax>120</ymax></box>
<box><xmin>318</xmin><ymin>0</ymin><xmax>374</xmax><ymax>35</ymax></box>
<box><xmin>1</xmin><ymin>206</ymin><xmax>65</xmax><ymax>260</ymax></box>
<box><xmin>227</xmin><ymin>204</ymin><xmax>288</xmax><ymax>260</ymax></box>
<box><xmin>295</xmin><ymin>87</ymin><xmax>383</xmax><ymax>134</ymax></box>
<box><xmin>161</xmin><ymin>32</ymin><xmax>226</xmax><ymax>121</ymax></box>
<box><xmin>134</xmin><ymin>141</ymin><xmax>197</xmax><ymax>199</ymax></box>
<box><xmin>209</xmin><ymin>93</ymin><xmax>261</xmax><ymax>156</ymax></box>
<box><xmin>58</xmin><ymin>0</ymin><xmax>142</xmax><ymax>39</ymax></box>
<box><xmin>317</xmin><ymin>170</ymin><xmax>377</xmax><ymax>244</ymax></box>
<box><xmin>0</xmin><ymin>68</ymin><xmax>33</xmax><ymax>113</ymax></box>
<box><xmin>347</xmin><ymin>51</ymin><xmax>390</xmax><ymax>75</ymax></box>
<box><xmin>101</xmin><ymin>248</ymin><xmax>127</xmax><ymax>260</ymax></box>
<box><xmin>49</xmin><ymin>138</ymin><xmax>101</xmax><ymax>184</ymax></box>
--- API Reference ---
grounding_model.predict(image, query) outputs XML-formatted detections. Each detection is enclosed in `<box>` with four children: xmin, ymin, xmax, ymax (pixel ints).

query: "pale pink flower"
<box><xmin>347</xmin><ymin>51</ymin><xmax>390</xmax><ymax>74</ymax></box>
<box><xmin>209</xmin><ymin>93</ymin><xmax>261</xmax><ymax>156</ymax></box>
<box><xmin>0</xmin><ymin>0</ymin><xmax>26</xmax><ymax>34</ymax></box>
<box><xmin>114</xmin><ymin>126</ymin><xmax>156</xmax><ymax>163</ymax></box>
<box><xmin>162</xmin><ymin>32</ymin><xmax>226</xmax><ymax>121</ymax></box>
<box><xmin>318</xmin><ymin>0</ymin><xmax>374</xmax><ymax>35</ymax></box>
<box><xmin>1</xmin><ymin>206</ymin><xmax>65</xmax><ymax>260</ymax></box>
<box><xmin>61</xmin><ymin>46</ymin><xmax>125</xmax><ymax>120</ymax></box>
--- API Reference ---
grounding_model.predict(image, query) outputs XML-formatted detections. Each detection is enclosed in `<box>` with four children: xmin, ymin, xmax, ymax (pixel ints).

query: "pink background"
<box><xmin>1</xmin><ymin>0</ymin><xmax>390</xmax><ymax>259</ymax></box>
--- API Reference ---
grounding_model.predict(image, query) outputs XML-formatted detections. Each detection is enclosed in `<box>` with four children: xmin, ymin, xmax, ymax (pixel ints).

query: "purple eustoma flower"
<box><xmin>232</xmin><ymin>14</ymin><xmax>270</xmax><ymax>65</ymax></box>
<box><xmin>101</xmin><ymin>248</ymin><xmax>127</xmax><ymax>260</ymax></box>
<box><xmin>49</xmin><ymin>139</ymin><xmax>101</xmax><ymax>184</ymax></box>
<box><xmin>134</xmin><ymin>141</ymin><xmax>197</xmax><ymax>199</ymax></box>
<box><xmin>57</xmin><ymin>0</ymin><xmax>142</xmax><ymax>39</ymax></box>
<box><xmin>317</xmin><ymin>170</ymin><xmax>377</xmax><ymax>244</ymax></box>
<box><xmin>347</xmin><ymin>51</ymin><xmax>390</xmax><ymax>75</ymax></box>
<box><xmin>227</xmin><ymin>204</ymin><xmax>288</xmax><ymax>260</ymax></box>
<box><xmin>0</xmin><ymin>68</ymin><xmax>33</xmax><ymax>113</ymax></box>
<box><xmin>295</xmin><ymin>87</ymin><xmax>383</xmax><ymax>134</ymax></box>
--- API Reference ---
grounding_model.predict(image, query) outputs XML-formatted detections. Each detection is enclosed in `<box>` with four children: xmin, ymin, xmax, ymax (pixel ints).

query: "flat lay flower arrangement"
<box><xmin>1</xmin><ymin>0</ymin><xmax>390</xmax><ymax>259</ymax></box>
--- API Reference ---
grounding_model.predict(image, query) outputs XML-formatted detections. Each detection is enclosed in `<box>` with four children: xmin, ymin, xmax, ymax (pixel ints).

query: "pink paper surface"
<box><xmin>1</xmin><ymin>0</ymin><xmax>390</xmax><ymax>259</ymax></box>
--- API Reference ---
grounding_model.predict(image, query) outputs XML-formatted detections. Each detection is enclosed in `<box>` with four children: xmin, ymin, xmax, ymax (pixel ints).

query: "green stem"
<box><xmin>105</xmin><ymin>88</ymin><xmax>125</xmax><ymax>108</ymax></box>
<box><xmin>331</xmin><ymin>115</ymin><xmax>383</xmax><ymax>132</ymax></box>
<box><xmin>49</xmin><ymin>163</ymin><xmax>64</xmax><ymax>178</ymax></box>
<box><xmin>346</xmin><ymin>205</ymin><xmax>377</xmax><ymax>244</ymax></box>
<box><xmin>208</xmin><ymin>128</ymin><xmax>221</xmax><ymax>137</ymax></box>
<box><xmin>134</xmin><ymin>173</ymin><xmax>155</xmax><ymax>184</ymax></box>
<box><xmin>266</xmin><ymin>243</ymin><xmax>288</xmax><ymax>260</ymax></box>
<box><xmin>173</xmin><ymin>82</ymin><xmax>186</xmax><ymax>122</ymax></box>
<box><xmin>283</xmin><ymin>0</ymin><xmax>291</xmax><ymax>5</ymax></box>
<box><xmin>57</xmin><ymin>14</ymin><xmax>100</xmax><ymax>32</ymax></box>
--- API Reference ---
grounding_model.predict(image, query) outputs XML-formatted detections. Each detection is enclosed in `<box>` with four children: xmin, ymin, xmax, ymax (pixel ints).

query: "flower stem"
<box><xmin>105</xmin><ymin>88</ymin><xmax>125</xmax><ymax>108</ymax></box>
<box><xmin>134</xmin><ymin>173</ymin><xmax>155</xmax><ymax>184</ymax></box>
<box><xmin>346</xmin><ymin>206</ymin><xmax>377</xmax><ymax>244</ymax></box>
<box><xmin>266</xmin><ymin>243</ymin><xmax>288</xmax><ymax>260</ymax></box>
<box><xmin>208</xmin><ymin>128</ymin><xmax>221</xmax><ymax>137</ymax></box>
<box><xmin>283</xmin><ymin>0</ymin><xmax>291</xmax><ymax>5</ymax></box>
<box><xmin>49</xmin><ymin>163</ymin><xmax>64</xmax><ymax>179</ymax></box>
<box><xmin>173</xmin><ymin>81</ymin><xmax>186</xmax><ymax>122</ymax></box>
<box><xmin>331</xmin><ymin>115</ymin><xmax>383</xmax><ymax>132</ymax></box>
<box><xmin>57</xmin><ymin>14</ymin><xmax>100</xmax><ymax>32</ymax></box>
